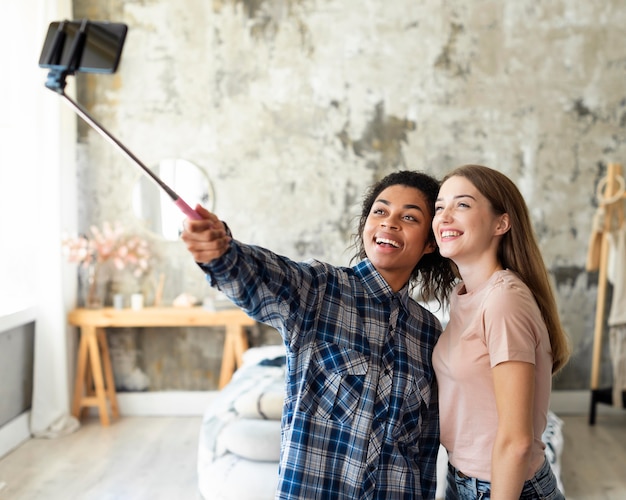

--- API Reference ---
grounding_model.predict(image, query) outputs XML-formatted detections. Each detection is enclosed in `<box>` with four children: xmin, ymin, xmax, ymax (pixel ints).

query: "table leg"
<box><xmin>97</xmin><ymin>327</ymin><xmax>120</xmax><ymax>419</ymax></box>
<box><xmin>218</xmin><ymin>325</ymin><xmax>249</xmax><ymax>389</ymax></box>
<box><xmin>218</xmin><ymin>330</ymin><xmax>235</xmax><ymax>389</ymax></box>
<box><xmin>71</xmin><ymin>327</ymin><xmax>89</xmax><ymax>419</ymax></box>
<box><xmin>231</xmin><ymin>324</ymin><xmax>249</xmax><ymax>371</ymax></box>
<box><xmin>85</xmin><ymin>326</ymin><xmax>110</xmax><ymax>426</ymax></box>
<box><xmin>71</xmin><ymin>325</ymin><xmax>118</xmax><ymax>426</ymax></box>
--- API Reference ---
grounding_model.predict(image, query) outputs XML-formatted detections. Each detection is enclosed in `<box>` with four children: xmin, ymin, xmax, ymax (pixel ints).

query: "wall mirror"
<box><xmin>132</xmin><ymin>158</ymin><xmax>215</xmax><ymax>240</ymax></box>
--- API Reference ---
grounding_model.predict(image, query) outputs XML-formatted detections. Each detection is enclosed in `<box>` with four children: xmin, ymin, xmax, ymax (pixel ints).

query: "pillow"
<box><xmin>199</xmin><ymin>453</ymin><xmax>279</xmax><ymax>500</ymax></box>
<box><xmin>233</xmin><ymin>381</ymin><xmax>285</xmax><ymax>420</ymax></box>
<box><xmin>218</xmin><ymin>419</ymin><xmax>282</xmax><ymax>462</ymax></box>
<box><xmin>241</xmin><ymin>345</ymin><xmax>285</xmax><ymax>367</ymax></box>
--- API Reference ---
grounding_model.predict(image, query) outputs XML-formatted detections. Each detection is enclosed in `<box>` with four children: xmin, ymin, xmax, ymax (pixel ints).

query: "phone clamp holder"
<box><xmin>39</xmin><ymin>19</ymin><xmax>201</xmax><ymax>220</ymax></box>
<box><xmin>42</xmin><ymin>19</ymin><xmax>88</xmax><ymax>93</ymax></box>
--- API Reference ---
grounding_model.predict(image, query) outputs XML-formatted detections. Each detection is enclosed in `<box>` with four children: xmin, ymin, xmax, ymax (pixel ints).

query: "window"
<box><xmin>0</xmin><ymin>2</ymin><xmax>72</xmax><ymax>317</ymax></box>
<box><xmin>0</xmin><ymin>10</ymin><xmax>39</xmax><ymax>314</ymax></box>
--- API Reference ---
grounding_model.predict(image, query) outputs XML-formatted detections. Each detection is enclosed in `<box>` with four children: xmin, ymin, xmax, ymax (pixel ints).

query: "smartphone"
<box><xmin>38</xmin><ymin>20</ymin><xmax>128</xmax><ymax>74</ymax></box>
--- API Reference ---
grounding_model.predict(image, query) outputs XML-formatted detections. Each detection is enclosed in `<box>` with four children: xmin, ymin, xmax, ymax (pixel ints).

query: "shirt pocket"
<box><xmin>396</xmin><ymin>369</ymin><xmax>433</xmax><ymax>442</ymax></box>
<box><xmin>301</xmin><ymin>341</ymin><xmax>369</xmax><ymax>425</ymax></box>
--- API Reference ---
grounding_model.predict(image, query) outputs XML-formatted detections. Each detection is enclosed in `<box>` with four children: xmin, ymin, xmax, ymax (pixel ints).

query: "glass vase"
<box><xmin>78</xmin><ymin>262</ymin><xmax>111</xmax><ymax>308</ymax></box>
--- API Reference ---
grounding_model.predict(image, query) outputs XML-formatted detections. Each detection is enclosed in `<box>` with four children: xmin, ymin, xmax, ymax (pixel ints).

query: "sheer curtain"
<box><xmin>0</xmin><ymin>0</ymin><xmax>76</xmax><ymax>434</ymax></box>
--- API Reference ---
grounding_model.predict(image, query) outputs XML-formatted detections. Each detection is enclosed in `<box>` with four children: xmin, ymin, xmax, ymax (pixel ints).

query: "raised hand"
<box><xmin>181</xmin><ymin>205</ymin><xmax>232</xmax><ymax>263</ymax></box>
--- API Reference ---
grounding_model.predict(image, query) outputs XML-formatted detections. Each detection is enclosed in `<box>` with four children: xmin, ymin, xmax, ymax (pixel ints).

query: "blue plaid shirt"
<box><xmin>200</xmin><ymin>240</ymin><xmax>442</xmax><ymax>499</ymax></box>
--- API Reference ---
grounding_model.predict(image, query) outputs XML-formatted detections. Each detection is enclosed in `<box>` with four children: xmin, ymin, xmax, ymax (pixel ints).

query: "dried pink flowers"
<box><xmin>62</xmin><ymin>222</ymin><xmax>152</xmax><ymax>278</ymax></box>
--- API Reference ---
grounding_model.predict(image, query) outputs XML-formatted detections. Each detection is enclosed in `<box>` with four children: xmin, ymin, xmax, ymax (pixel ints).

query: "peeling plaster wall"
<box><xmin>72</xmin><ymin>0</ymin><xmax>626</xmax><ymax>391</ymax></box>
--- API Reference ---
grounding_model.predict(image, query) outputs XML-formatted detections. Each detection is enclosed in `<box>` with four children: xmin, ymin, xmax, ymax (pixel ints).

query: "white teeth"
<box><xmin>441</xmin><ymin>231</ymin><xmax>461</xmax><ymax>238</ymax></box>
<box><xmin>376</xmin><ymin>238</ymin><xmax>400</xmax><ymax>248</ymax></box>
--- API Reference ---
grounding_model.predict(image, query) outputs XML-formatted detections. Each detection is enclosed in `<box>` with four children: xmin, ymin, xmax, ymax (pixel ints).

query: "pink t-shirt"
<box><xmin>433</xmin><ymin>270</ymin><xmax>552</xmax><ymax>481</ymax></box>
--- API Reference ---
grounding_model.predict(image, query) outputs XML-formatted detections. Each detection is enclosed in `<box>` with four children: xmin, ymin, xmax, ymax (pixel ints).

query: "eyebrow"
<box><xmin>435</xmin><ymin>194</ymin><xmax>477</xmax><ymax>202</ymax></box>
<box><xmin>375</xmin><ymin>198</ymin><xmax>426</xmax><ymax>213</ymax></box>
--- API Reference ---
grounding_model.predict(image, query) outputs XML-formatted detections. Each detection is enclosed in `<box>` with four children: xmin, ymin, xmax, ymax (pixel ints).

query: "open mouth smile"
<box><xmin>440</xmin><ymin>230</ymin><xmax>462</xmax><ymax>239</ymax></box>
<box><xmin>376</xmin><ymin>237</ymin><xmax>401</xmax><ymax>248</ymax></box>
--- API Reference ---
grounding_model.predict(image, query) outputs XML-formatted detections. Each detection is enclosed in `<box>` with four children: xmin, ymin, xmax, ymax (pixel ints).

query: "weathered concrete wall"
<box><xmin>72</xmin><ymin>0</ymin><xmax>626</xmax><ymax>390</ymax></box>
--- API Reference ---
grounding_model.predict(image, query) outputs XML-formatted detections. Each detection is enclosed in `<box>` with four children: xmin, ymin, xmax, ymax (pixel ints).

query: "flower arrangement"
<box><xmin>62</xmin><ymin>221</ymin><xmax>152</xmax><ymax>278</ymax></box>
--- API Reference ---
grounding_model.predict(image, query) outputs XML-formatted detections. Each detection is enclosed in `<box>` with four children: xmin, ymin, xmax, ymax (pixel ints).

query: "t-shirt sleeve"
<box><xmin>482</xmin><ymin>283</ymin><xmax>542</xmax><ymax>368</ymax></box>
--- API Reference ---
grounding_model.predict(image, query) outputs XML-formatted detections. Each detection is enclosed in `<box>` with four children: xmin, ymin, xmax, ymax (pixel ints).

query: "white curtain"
<box><xmin>12</xmin><ymin>0</ymin><xmax>77</xmax><ymax>434</ymax></box>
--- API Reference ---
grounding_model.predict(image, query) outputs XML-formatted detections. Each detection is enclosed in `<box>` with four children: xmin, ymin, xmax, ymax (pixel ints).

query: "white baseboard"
<box><xmin>0</xmin><ymin>412</ymin><xmax>31</xmax><ymax>460</ymax></box>
<box><xmin>4</xmin><ymin>391</ymin><xmax>622</xmax><ymax>430</ymax></box>
<box><xmin>115</xmin><ymin>391</ymin><xmax>218</xmax><ymax>416</ymax></box>
<box><xmin>113</xmin><ymin>389</ymin><xmax>623</xmax><ymax>417</ymax></box>
<box><xmin>549</xmin><ymin>389</ymin><xmax>625</xmax><ymax>415</ymax></box>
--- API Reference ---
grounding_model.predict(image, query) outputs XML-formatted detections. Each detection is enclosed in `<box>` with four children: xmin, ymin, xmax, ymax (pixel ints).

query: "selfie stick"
<box><xmin>42</xmin><ymin>20</ymin><xmax>202</xmax><ymax>220</ymax></box>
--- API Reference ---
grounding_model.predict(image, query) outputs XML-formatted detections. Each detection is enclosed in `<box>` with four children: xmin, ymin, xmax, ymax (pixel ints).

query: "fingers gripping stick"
<box><xmin>175</xmin><ymin>198</ymin><xmax>203</xmax><ymax>220</ymax></box>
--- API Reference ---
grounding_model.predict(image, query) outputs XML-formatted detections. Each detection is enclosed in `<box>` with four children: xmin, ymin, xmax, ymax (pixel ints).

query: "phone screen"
<box><xmin>39</xmin><ymin>21</ymin><xmax>128</xmax><ymax>74</ymax></box>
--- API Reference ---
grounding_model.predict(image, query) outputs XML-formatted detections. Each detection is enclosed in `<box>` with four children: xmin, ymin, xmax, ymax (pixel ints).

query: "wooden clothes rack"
<box><xmin>587</xmin><ymin>162</ymin><xmax>626</xmax><ymax>424</ymax></box>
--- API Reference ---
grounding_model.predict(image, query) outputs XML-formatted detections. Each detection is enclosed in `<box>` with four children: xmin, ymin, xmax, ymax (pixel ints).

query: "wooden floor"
<box><xmin>560</xmin><ymin>412</ymin><xmax>626</xmax><ymax>499</ymax></box>
<box><xmin>0</xmin><ymin>417</ymin><xmax>202</xmax><ymax>500</ymax></box>
<box><xmin>0</xmin><ymin>413</ymin><xmax>625</xmax><ymax>499</ymax></box>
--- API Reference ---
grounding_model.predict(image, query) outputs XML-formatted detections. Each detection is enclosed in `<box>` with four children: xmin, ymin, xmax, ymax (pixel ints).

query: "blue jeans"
<box><xmin>445</xmin><ymin>457</ymin><xmax>565</xmax><ymax>500</ymax></box>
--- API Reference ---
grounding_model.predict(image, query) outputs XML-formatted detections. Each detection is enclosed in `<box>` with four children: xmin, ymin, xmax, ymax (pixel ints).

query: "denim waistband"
<box><xmin>448</xmin><ymin>457</ymin><xmax>564</xmax><ymax>500</ymax></box>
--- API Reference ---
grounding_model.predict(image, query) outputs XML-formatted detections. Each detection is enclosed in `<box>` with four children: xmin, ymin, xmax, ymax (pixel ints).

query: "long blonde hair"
<box><xmin>443</xmin><ymin>165</ymin><xmax>571</xmax><ymax>373</ymax></box>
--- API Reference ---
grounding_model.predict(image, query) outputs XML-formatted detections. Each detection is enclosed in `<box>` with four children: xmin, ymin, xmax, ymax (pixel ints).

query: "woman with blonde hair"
<box><xmin>432</xmin><ymin>164</ymin><xmax>569</xmax><ymax>499</ymax></box>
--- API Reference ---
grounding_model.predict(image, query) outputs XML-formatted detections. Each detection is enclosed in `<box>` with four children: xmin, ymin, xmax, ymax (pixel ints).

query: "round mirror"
<box><xmin>132</xmin><ymin>158</ymin><xmax>215</xmax><ymax>240</ymax></box>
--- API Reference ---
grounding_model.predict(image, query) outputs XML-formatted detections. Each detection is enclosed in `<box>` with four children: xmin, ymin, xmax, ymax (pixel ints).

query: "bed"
<box><xmin>197</xmin><ymin>346</ymin><xmax>565</xmax><ymax>499</ymax></box>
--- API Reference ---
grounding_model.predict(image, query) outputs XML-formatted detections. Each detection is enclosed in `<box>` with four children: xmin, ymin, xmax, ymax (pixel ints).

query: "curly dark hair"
<box><xmin>350</xmin><ymin>170</ymin><xmax>456</xmax><ymax>305</ymax></box>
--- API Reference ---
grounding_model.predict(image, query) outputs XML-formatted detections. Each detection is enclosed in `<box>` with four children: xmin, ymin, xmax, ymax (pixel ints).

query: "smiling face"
<box><xmin>433</xmin><ymin>175</ymin><xmax>509</xmax><ymax>281</ymax></box>
<box><xmin>363</xmin><ymin>184</ymin><xmax>436</xmax><ymax>292</ymax></box>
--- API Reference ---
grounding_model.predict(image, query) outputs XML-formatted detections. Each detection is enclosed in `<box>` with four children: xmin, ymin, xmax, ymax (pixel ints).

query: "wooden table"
<box><xmin>68</xmin><ymin>306</ymin><xmax>256</xmax><ymax>426</ymax></box>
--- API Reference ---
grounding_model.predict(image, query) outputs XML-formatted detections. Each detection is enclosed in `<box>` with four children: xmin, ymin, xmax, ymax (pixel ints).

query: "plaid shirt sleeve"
<box><xmin>197</xmin><ymin>239</ymin><xmax>324</xmax><ymax>348</ymax></box>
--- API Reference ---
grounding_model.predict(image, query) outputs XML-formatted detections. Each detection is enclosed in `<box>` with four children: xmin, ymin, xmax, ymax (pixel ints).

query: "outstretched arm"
<box><xmin>180</xmin><ymin>204</ymin><xmax>232</xmax><ymax>264</ymax></box>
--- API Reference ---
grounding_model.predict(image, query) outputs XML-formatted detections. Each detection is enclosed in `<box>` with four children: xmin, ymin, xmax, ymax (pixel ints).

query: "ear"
<box><xmin>494</xmin><ymin>213</ymin><xmax>511</xmax><ymax>236</ymax></box>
